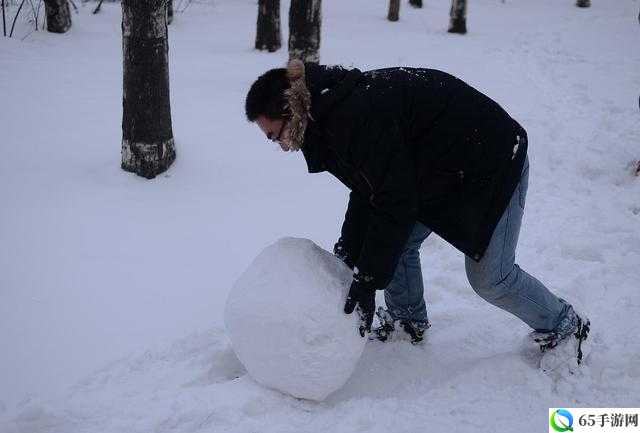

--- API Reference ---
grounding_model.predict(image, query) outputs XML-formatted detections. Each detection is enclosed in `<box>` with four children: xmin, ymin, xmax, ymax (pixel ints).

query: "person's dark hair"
<box><xmin>245</xmin><ymin>68</ymin><xmax>289</xmax><ymax>122</ymax></box>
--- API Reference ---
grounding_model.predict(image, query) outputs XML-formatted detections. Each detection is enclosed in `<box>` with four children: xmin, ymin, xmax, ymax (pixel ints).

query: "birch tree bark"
<box><xmin>288</xmin><ymin>0</ymin><xmax>321</xmax><ymax>63</ymax></box>
<box><xmin>256</xmin><ymin>0</ymin><xmax>281</xmax><ymax>52</ymax></box>
<box><xmin>121</xmin><ymin>0</ymin><xmax>175</xmax><ymax>179</ymax></box>
<box><xmin>44</xmin><ymin>0</ymin><xmax>71</xmax><ymax>33</ymax></box>
<box><xmin>409</xmin><ymin>0</ymin><xmax>423</xmax><ymax>8</ymax></box>
<box><xmin>388</xmin><ymin>0</ymin><xmax>400</xmax><ymax>21</ymax></box>
<box><xmin>448</xmin><ymin>0</ymin><xmax>466</xmax><ymax>34</ymax></box>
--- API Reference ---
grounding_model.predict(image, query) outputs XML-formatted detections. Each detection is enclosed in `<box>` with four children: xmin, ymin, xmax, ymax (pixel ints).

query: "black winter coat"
<box><xmin>300</xmin><ymin>64</ymin><xmax>528</xmax><ymax>289</ymax></box>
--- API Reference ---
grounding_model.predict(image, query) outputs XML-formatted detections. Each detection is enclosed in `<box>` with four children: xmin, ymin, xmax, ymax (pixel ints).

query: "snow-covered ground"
<box><xmin>1</xmin><ymin>0</ymin><xmax>639</xmax><ymax>431</ymax></box>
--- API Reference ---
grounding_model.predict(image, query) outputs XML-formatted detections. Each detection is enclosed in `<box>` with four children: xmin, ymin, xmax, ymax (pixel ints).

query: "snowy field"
<box><xmin>1</xmin><ymin>0</ymin><xmax>639</xmax><ymax>431</ymax></box>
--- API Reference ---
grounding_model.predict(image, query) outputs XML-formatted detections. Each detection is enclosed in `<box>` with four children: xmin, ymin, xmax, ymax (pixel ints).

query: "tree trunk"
<box><xmin>44</xmin><ymin>0</ymin><xmax>71</xmax><ymax>33</ymax></box>
<box><xmin>256</xmin><ymin>0</ymin><xmax>281</xmax><ymax>52</ymax></box>
<box><xmin>448</xmin><ymin>0</ymin><xmax>466</xmax><ymax>34</ymax></box>
<box><xmin>409</xmin><ymin>0</ymin><xmax>423</xmax><ymax>8</ymax></box>
<box><xmin>167</xmin><ymin>0</ymin><xmax>173</xmax><ymax>24</ymax></box>
<box><xmin>288</xmin><ymin>0</ymin><xmax>321</xmax><ymax>63</ymax></box>
<box><xmin>2</xmin><ymin>0</ymin><xmax>7</xmax><ymax>37</ymax></box>
<box><xmin>575</xmin><ymin>0</ymin><xmax>590</xmax><ymax>7</ymax></box>
<box><xmin>388</xmin><ymin>0</ymin><xmax>400</xmax><ymax>21</ymax></box>
<box><xmin>121</xmin><ymin>0</ymin><xmax>175</xmax><ymax>179</ymax></box>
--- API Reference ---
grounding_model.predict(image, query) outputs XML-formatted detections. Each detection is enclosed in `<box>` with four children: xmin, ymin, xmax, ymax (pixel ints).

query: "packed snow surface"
<box><xmin>225</xmin><ymin>237</ymin><xmax>365</xmax><ymax>401</ymax></box>
<box><xmin>1</xmin><ymin>0</ymin><xmax>639</xmax><ymax>432</ymax></box>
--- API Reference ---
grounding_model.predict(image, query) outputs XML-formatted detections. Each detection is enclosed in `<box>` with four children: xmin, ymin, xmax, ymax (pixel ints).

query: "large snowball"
<box><xmin>224</xmin><ymin>237</ymin><xmax>366</xmax><ymax>401</ymax></box>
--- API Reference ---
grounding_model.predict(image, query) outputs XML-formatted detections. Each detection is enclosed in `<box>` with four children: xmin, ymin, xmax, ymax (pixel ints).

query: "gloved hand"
<box><xmin>343</xmin><ymin>271</ymin><xmax>376</xmax><ymax>337</ymax></box>
<box><xmin>333</xmin><ymin>237</ymin><xmax>355</xmax><ymax>269</ymax></box>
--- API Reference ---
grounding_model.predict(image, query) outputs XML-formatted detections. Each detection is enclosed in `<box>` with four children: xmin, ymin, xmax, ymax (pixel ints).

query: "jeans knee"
<box><xmin>466</xmin><ymin>263</ymin><xmax>518</xmax><ymax>303</ymax></box>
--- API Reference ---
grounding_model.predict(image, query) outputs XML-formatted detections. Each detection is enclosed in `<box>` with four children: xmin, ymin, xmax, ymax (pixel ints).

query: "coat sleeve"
<box><xmin>352</xmin><ymin>123</ymin><xmax>419</xmax><ymax>289</ymax></box>
<box><xmin>338</xmin><ymin>190</ymin><xmax>372</xmax><ymax>263</ymax></box>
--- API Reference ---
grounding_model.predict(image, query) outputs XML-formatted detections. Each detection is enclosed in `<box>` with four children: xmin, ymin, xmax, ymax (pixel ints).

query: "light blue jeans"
<box><xmin>384</xmin><ymin>158</ymin><xmax>572</xmax><ymax>332</ymax></box>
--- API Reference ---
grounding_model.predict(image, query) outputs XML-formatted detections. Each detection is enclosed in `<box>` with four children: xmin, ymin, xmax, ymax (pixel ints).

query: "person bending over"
<box><xmin>245</xmin><ymin>60</ymin><xmax>590</xmax><ymax>371</ymax></box>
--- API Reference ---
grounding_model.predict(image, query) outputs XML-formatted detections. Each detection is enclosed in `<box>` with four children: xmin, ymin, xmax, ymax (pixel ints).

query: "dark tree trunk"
<box><xmin>256</xmin><ymin>0</ymin><xmax>281</xmax><ymax>52</ymax></box>
<box><xmin>575</xmin><ymin>0</ymin><xmax>590</xmax><ymax>7</ymax></box>
<box><xmin>121</xmin><ymin>0</ymin><xmax>175</xmax><ymax>179</ymax></box>
<box><xmin>448</xmin><ymin>0</ymin><xmax>466</xmax><ymax>34</ymax></box>
<box><xmin>167</xmin><ymin>0</ymin><xmax>173</xmax><ymax>24</ymax></box>
<box><xmin>44</xmin><ymin>0</ymin><xmax>71</xmax><ymax>33</ymax></box>
<box><xmin>2</xmin><ymin>0</ymin><xmax>7</xmax><ymax>37</ymax></box>
<box><xmin>288</xmin><ymin>0</ymin><xmax>321</xmax><ymax>63</ymax></box>
<box><xmin>388</xmin><ymin>0</ymin><xmax>400</xmax><ymax>21</ymax></box>
<box><xmin>409</xmin><ymin>0</ymin><xmax>423</xmax><ymax>8</ymax></box>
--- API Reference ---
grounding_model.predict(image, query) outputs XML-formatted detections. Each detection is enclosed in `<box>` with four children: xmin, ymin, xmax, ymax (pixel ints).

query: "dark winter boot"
<box><xmin>370</xmin><ymin>308</ymin><xmax>396</xmax><ymax>342</ymax></box>
<box><xmin>399</xmin><ymin>320</ymin><xmax>429</xmax><ymax>345</ymax></box>
<box><xmin>370</xmin><ymin>307</ymin><xmax>430</xmax><ymax>345</ymax></box>
<box><xmin>531</xmin><ymin>308</ymin><xmax>591</xmax><ymax>374</ymax></box>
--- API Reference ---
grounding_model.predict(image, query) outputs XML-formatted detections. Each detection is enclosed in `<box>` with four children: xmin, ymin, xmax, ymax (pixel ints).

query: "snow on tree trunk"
<box><xmin>448</xmin><ymin>0</ymin><xmax>467</xmax><ymax>34</ymax></box>
<box><xmin>44</xmin><ymin>0</ymin><xmax>71</xmax><ymax>33</ymax></box>
<box><xmin>167</xmin><ymin>0</ymin><xmax>173</xmax><ymax>24</ymax></box>
<box><xmin>121</xmin><ymin>0</ymin><xmax>175</xmax><ymax>179</ymax></box>
<box><xmin>288</xmin><ymin>0</ymin><xmax>321</xmax><ymax>63</ymax></box>
<box><xmin>255</xmin><ymin>0</ymin><xmax>281</xmax><ymax>52</ymax></box>
<box><xmin>575</xmin><ymin>0</ymin><xmax>590</xmax><ymax>7</ymax></box>
<box><xmin>387</xmin><ymin>0</ymin><xmax>400</xmax><ymax>21</ymax></box>
<box><xmin>409</xmin><ymin>0</ymin><xmax>423</xmax><ymax>9</ymax></box>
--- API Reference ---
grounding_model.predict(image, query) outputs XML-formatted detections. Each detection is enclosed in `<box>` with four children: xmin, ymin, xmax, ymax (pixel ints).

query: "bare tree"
<box><xmin>93</xmin><ymin>0</ymin><xmax>105</xmax><ymax>14</ymax></box>
<box><xmin>409</xmin><ymin>0</ymin><xmax>422</xmax><ymax>8</ymax></box>
<box><xmin>2</xmin><ymin>0</ymin><xmax>7</xmax><ymax>37</ymax></box>
<box><xmin>121</xmin><ymin>0</ymin><xmax>175</xmax><ymax>179</ymax></box>
<box><xmin>448</xmin><ymin>0</ymin><xmax>466</xmax><ymax>34</ymax></box>
<box><xmin>9</xmin><ymin>0</ymin><xmax>27</xmax><ymax>37</ymax></box>
<box><xmin>575</xmin><ymin>0</ymin><xmax>590</xmax><ymax>7</ymax></box>
<box><xmin>388</xmin><ymin>0</ymin><xmax>400</xmax><ymax>21</ymax></box>
<box><xmin>288</xmin><ymin>0</ymin><xmax>321</xmax><ymax>63</ymax></box>
<box><xmin>44</xmin><ymin>0</ymin><xmax>71</xmax><ymax>33</ymax></box>
<box><xmin>256</xmin><ymin>0</ymin><xmax>281</xmax><ymax>52</ymax></box>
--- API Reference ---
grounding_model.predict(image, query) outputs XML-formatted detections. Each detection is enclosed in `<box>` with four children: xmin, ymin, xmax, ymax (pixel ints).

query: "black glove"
<box><xmin>343</xmin><ymin>272</ymin><xmax>376</xmax><ymax>337</ymax></box>
<box><xmin>333</xmin><ymin>237</ymin><xmax>355</xmax><ymax>269</ymax></box>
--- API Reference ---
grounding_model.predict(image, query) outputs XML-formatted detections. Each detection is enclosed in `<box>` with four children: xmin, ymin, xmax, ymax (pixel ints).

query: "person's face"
<box><xmin>256</xmin><ymin>115</ymin><xmax>291</xmax><ymax>151</ymax></box>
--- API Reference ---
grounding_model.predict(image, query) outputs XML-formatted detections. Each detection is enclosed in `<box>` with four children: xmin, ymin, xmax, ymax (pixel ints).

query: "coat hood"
<box><xmin>283</xmin><ymin>60</ymin><xmax>363</xmax><ymax>154</ymax></box>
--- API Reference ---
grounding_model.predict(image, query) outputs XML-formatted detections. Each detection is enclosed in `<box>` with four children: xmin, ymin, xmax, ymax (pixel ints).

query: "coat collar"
<box><xmin>296</xmin><ymin>64</ymin><xmax>363</xmax><ymax>173</ymax></box>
